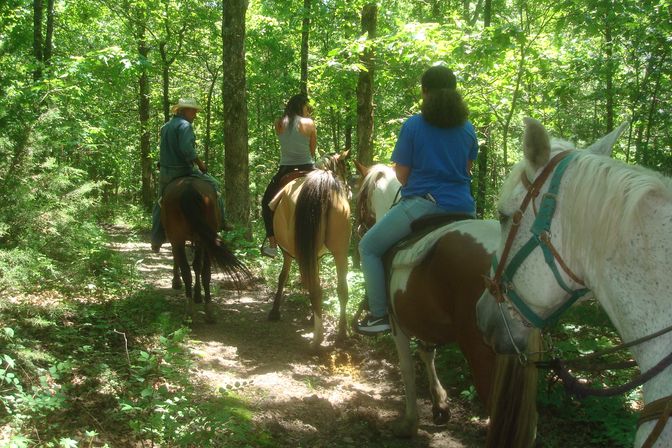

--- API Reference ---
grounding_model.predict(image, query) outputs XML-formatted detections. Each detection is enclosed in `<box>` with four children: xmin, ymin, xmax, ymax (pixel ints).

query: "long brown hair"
<box><xmin>420</xmin><ymin>65</ymin><xmax>469</xmax><ymax>128</ymax></box>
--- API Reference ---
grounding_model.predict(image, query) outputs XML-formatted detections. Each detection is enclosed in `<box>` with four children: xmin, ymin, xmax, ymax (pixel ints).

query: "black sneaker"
<box><xmin>357</xmin><ymin>314</ymin><xmax>390</xmax><ymax>335</ymax></box>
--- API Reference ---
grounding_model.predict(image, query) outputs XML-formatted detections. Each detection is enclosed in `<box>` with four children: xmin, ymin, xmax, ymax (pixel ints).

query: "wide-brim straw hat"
<box><xmin>171</xmin><ymin>98</ymin><xmax>202</xmax><ymax>114</ymax></box>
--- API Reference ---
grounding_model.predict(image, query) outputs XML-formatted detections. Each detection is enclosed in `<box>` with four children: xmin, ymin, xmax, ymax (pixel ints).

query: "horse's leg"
<box><xmin>172</xmin><ymin>243</ymin><xmax>193</xmax><ymax>320</ymax></box>
<box><xmin>202</xmin><ymin>250</ymin><xmax>215</xmax><ymax>324</ymax></box>
<box><xmin>417</xmin><ymin>343</ymin><xmax>450</xmax><ymax>425</ymax></box>
<box><xmin>391</xmin><ymin>328</ymin><xmax>419</xmax><ymax>438</ymax></box>
<box><xmin>333</xmin><ymin>251</ymin><xmax>349</xmax><ymax>344</ymax></box>
<box><xmin>172</xmin><ymin>257</ymin><xmax>182</xmax><ymax>290</ymax></box>
<box><xmin>268</xmin><ymin>252</ymin><xmax>292</xmax><ymax>321</ymax></box>
<box><xmin>192</xmin><ymin>245</ymin><xmax>203</xmax><ymax>305</ymax></box>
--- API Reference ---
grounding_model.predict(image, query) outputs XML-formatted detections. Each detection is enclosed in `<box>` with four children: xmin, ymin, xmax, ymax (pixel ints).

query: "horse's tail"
<box><xmin>485</xmin><ymin>329</ymin><xmax>541</xmax><ymax>448</ymax></box>
<box><xmin>179</xmin><ymin>185</ymin><xmax>251</xmax><ymax>287</ymax></box>
<box><xmin>294</xmin><ymin>170</ymin><xmax>342</xmax><ymax>292</ymax></box>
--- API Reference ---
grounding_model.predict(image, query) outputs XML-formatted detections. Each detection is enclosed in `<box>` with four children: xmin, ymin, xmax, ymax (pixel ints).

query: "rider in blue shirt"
<box><xmin>357</xmin><ymin>65</ymin><xmax>479</xmax><ymax>335</ymax></box>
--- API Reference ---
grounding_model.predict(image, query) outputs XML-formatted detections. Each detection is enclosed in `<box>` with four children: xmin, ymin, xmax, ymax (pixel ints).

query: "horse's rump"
<box><xmin>162</xmin><ymin>176</ymin><xmax>219</xmax><ymax>243</ymax></box>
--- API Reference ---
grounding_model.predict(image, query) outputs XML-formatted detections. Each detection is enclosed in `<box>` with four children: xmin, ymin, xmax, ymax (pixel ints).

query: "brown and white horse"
<box><xmin>355</xmin><ymin>162</ymin><xmax>540</xmax><ymax>446</ymax></box>
<box><xmin>268</xmin><ymin>151</ymin><xmax>351</xmax><ymax>351</ymax></box>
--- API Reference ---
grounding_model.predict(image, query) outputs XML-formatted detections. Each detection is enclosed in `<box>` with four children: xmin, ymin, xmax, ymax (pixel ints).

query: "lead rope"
<box><xmin>641</xmin><ymin>397</ymin><xmax>672</xmax><ymax>448</ymax></box>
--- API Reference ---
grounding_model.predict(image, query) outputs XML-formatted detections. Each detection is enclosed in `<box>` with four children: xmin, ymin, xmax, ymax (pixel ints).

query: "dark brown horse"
<box><xmin>161</xmin><ymin>176</ymin><xmax>250</xmax><ymax>323</ymax></box>
<box><xmin>268</xmin><ymin>151</ymin><xmax>351</xmax><ymax>351</ymax></box>
<box><xmin>355</xmin><ymin>162</ymin><xmax>540</xmax><ymax>447</ymax></box>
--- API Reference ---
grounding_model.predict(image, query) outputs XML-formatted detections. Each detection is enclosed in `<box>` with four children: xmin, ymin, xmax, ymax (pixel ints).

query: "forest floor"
<box><xmin>115</xmin><ymin>230</ymin><xmax>490</xmax><ymax>448</ymax></box>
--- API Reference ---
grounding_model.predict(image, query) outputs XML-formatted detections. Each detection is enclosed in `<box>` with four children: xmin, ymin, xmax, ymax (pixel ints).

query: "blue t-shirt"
<box><xmin>391</xmin><ymin>114</ymin><xmax>478</xmax><ymax>214</ymax></box>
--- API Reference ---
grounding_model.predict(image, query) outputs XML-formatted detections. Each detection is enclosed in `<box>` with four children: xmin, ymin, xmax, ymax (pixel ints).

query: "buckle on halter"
<box><xmin>512</xmin><ymin>209</ymin><xmax>524</xmax><ymax>225</ymax></box>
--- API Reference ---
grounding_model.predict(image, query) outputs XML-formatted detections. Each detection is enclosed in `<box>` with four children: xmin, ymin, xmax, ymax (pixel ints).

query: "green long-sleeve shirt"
<box><xmin>158</xmin><ymin>114</ymin><xmax>199</xmax><ymax>188</ymax></box>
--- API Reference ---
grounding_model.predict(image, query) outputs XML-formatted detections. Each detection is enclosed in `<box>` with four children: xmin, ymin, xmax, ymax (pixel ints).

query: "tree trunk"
<box><xmin>33</xmin><ymin>0</ymin><xmax>43</xmax><ymax>81</ymax></box>
<box><xmin>300</xmin><ymin>0</ymin><xmax>311</xmax><ymax>95</ymax></box>
<box><xmin>160</xmin><ymin>43</ymin><xmax>171</xmax><ymax>123</ymax></box>
<box><xmin>475</xmin><ymin>0</ymin><xmax>492</xmax><ymax>218</ymax></box>
<box><xmin>138</xmin><ymin>28</ymin><xmax>153</xmax><ymax>209</ymax></box>
<box><xmin>345</xmin><ymin>121</ymin><xmax>352</xmax><ymax>151</ymax></box>
<box><xmin>356</xmin><ymin>3</ymin><xmax>376</xmax><ymax>166</ymax></box>
<box><xmin>604</xmin><ymin>1</ymin><xmax>614</xmax><ymax>132</ymax></box>
<box><xmin>204</xmin><ymin>70</ymin><xmax>219</xmax><ymax>167</ymax></box>
<box><xmin>222</xmin><ymin>0</ymin><xmax>251</xmax><ymax>235</ymax></box>
<box><xmin>502</xmin><ymin>44</ymin><xmax>526</xmax><ymax>167</ymax></box>
<box><xmin>44</xmin><ymin>0</ymin><xmax>54</xmax><ymax>65</ymax></box>
<box><xmin>430</xmin><ymin>0</ymin><xmax>442</xmax><ymax>21</ymax></box>
<box><xmin>483</xmin><ymin>0</ymin><xmax>492</xmax><ymax>27</ymax></box>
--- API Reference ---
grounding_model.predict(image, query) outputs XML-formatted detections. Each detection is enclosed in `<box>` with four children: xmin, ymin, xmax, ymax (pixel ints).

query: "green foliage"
<box><xmin>536</xmin><ymin>302</ymin><xmax>639</xmax><ymax>447</ymax></box>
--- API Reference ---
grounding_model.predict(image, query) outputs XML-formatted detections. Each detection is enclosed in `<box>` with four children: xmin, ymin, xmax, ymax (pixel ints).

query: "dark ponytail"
<box><xmin>283</xmin><ymin>94</ymin><xmax>309</xmax><ymax>131</ymax></box>
<box><xmin>419</xmin><ymin>65</ymin><xmax>469</xmax><ymax>128</ymax></box>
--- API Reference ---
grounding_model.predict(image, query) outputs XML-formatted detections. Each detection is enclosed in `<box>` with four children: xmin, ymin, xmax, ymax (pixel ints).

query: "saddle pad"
<box><xmin>391</xmin><ymin>219</ymin><xmax>481</xmax><ymax>270</ymax></box>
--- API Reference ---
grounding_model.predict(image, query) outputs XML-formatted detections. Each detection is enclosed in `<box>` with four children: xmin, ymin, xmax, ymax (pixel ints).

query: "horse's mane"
<box><xmin>504</xmin><ymin>139</ymin><xmax>672</xmax><ymax>279</ymax></box>
<box><xmin>357</xmin><ymin>164</ymin><xmax>395</xmax><ymax>202</ymax></box>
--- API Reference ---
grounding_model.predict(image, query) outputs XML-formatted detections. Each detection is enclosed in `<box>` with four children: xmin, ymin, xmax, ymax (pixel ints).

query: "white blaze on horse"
<box><xmin>477</xmin><ymin>118</ymin><xmax>671</xmax><ymax>448</ymax></box>
<box><xmin>355</xmin><ymin>161</ymin><xmax>540</xmax><ymax>447</ymax></box>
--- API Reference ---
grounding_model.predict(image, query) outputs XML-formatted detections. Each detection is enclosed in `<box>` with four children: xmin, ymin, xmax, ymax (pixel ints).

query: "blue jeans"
<box><xmin>359</xmin><ymin>196</ymin><xmax>449</xmax><ymax>318</ymax></box>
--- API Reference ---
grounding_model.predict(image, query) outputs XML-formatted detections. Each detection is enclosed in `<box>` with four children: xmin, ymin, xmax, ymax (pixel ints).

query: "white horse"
<box><xmin>477</xmin><ymin>118</ymin><xmax>671</xmax><ymax>448</ymax></box>
<box><xmin>355</xmin><ymin>161</ymin><xmax>540</xmax><ymax>447</ymax></box>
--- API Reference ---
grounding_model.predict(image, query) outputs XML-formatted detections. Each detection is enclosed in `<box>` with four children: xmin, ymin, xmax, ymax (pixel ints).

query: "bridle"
<box><xmin>484</xmin><ymin>150</ymin><xmax>590</xmax><ymax>329</ymax></box>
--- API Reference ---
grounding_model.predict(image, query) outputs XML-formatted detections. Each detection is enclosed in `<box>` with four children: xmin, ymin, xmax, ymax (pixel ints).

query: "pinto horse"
<box><xmin>355</xmin><ymin>162</ymin><xmax>540</xmax><ymax>446</ymax></box>
<box><xmin>475</xmin><ymin>119</ymin><xmax>672</xmax><ymax>448</ymax></box>
<box><xmin>268</xmin><ymin>151</ymin><xmax>351</xmax><ymax>351</ymax></box>
<box><xmin>161</xmin><ymin>176</ymin><xmax>250</xmax><ymax>323</ymax></box>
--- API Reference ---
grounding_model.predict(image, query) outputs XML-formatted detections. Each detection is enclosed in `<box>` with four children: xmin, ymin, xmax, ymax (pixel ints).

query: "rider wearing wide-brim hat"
<box><xmin>150</xmin><ymin>97</ymin><xmax>226</xmax><ymax>253</ymax></box>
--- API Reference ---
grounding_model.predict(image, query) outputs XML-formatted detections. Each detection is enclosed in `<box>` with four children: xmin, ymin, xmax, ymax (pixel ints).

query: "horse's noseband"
<box><xmin>485</xmin><ymin>150</ymin><xmax>590</xmax><ymax>329</ymax></box>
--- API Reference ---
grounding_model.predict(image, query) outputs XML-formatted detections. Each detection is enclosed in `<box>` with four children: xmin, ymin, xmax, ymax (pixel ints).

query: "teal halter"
<box><xmin>487</xmin><ymin>150</ymin><xmax>591</xmax><ymax>328</ymax></box>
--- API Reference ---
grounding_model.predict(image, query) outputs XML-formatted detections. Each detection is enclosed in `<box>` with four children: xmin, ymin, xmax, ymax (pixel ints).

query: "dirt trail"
<box><xmin>116</xmin><ymin>236</ymin><xmax>487</xmax><ymax>448</ymax></box>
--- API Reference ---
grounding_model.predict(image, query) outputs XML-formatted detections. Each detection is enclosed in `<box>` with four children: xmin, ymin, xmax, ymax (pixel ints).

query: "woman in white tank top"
<box><xmin>260</xmin><ymin>94</ymin><xmax>317</xmax><ymax>257</ymax></box>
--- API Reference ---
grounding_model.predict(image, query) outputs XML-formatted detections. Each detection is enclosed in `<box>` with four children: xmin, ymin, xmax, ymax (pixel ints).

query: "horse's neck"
<box><xmin>589</xmin><ymin>199</ymin><xmax>672</xmax><ymax>405</ymax></box>
<box><xmin>372</xmin><ymin>176</ymin><xmax>401</xmax><ymax>221</ymax></box>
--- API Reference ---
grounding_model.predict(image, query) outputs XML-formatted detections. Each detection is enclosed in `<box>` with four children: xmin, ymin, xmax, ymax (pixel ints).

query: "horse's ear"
<box><xmin>339</xmin><ymin>149</ymin><xmax>351</xmax><ymax>160</ymax></box>
<box><xmin>354</xmin><ymin>159</ymin><xmax>369</xmax><ymax>177</ymax></box>
<box><xmin>523</xmin><ymin>117</ymin><xmax>551</xmax><ymax>170</ymax></box>
<box><xmin>586</xmin><ymin>120</ymin><xmax>629</xmax><ymax>157</ymax></box>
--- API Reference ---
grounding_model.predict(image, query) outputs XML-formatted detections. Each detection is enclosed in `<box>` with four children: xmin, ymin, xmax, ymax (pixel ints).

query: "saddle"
<box><xmin>278</xmin><ymin>170</ymin><xmax>311</xmax><ymax>190</ymax></box>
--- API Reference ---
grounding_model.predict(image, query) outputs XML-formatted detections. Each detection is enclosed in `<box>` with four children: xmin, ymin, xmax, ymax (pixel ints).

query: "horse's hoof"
<box><xmin>432</xmin><ymin>407</ymin><xmax>450</xmax><ymax>425</ymax></box>
<box><xmin>193</xmin><ymin>293</ymin><xmax>203</xmax><ymax>304</ymax></box>
<box><xmin>392</xmin><ymin>418</ymin><xmax>418</xmax><ymax>438</ymax></box>
<box><xmin>172</xmin><ymin>280</ymin><xmax>182</xmax><ymax>290</ymax></box>
<box><xmin>205</xmin><ymin>314</ymin><xmax>216</xmax><ymax>324</ymax></box>
<box><xmin>268</xmin><ymin>310</ymin><xmax>280</xmax><ymax>321</ymax></box>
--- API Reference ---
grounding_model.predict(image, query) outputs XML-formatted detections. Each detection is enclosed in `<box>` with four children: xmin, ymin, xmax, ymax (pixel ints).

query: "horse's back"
<box><xmin>162</xmin><ymin>177</ymin><xmax>218</xmax><ymax>243</ymax></box>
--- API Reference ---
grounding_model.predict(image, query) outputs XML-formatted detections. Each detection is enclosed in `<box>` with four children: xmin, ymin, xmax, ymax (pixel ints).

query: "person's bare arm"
<box><xmin>309</xmin><ymin>122</ymin><xmax>317</xmax><ymax>158</ymax></box>
<box><xmin>195</xmin><ymin>157</ymin><xmax>207</xmax><ymax>174</ymax></box>
<box><xmin>394</xmin><ymin>163</ymin><xmax>411</xmax><ymax>186</ymax></box>
<box><xmin>467</xmin><ymin>160</ymin><xmax>474</xmax><ymax>176</ymax></box>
